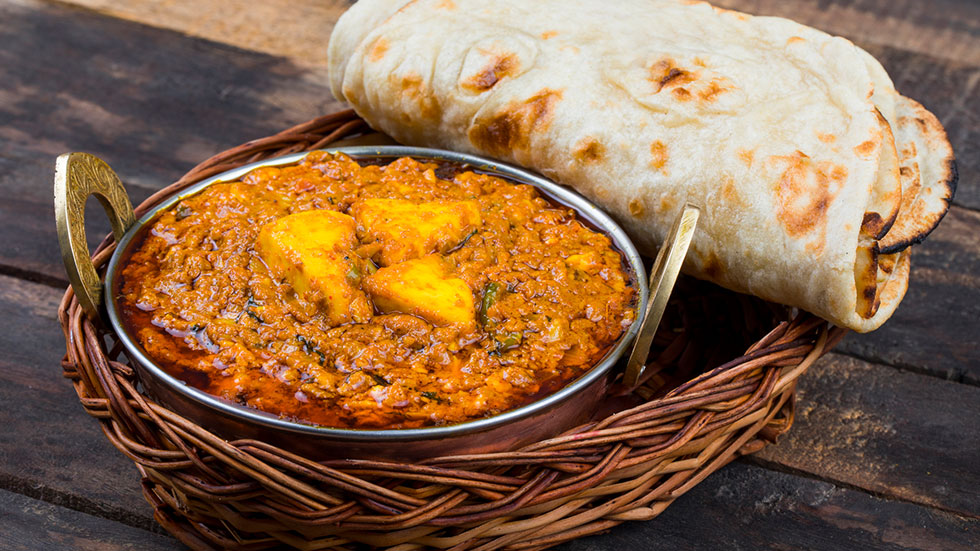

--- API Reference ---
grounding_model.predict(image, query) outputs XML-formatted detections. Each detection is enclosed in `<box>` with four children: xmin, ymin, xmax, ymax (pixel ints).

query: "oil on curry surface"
<box><xmin>119</xmin><ymin>152</ymin><xmax>636</xmax><ymax>429</ymax></box>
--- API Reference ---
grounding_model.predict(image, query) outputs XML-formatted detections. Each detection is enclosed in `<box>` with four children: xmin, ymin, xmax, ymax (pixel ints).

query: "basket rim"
<box><xmin>102</xmin><ymin>145</ymin><xmax>650</xmax><ymax>443</ymax></box>
<box><xmin>55</xmin><ymin>110</ymin><xmax>846</xmax><ymax>550</ymax></box>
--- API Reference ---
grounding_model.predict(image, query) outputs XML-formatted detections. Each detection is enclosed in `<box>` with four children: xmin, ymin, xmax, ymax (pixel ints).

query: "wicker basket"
<box><xmin>57</xmin><ymin>110</ymin><xmax>845</xmax><ymax>551</ymax></box>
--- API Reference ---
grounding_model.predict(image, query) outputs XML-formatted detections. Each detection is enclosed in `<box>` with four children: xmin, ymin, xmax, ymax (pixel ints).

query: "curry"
<box><xmin>119</xmin><ymin>152</ymin><xmax>636</xmax><ymax>429</ymax></box>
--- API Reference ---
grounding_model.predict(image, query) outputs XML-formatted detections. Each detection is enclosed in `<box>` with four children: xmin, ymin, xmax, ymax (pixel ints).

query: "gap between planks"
<box><xmin>0</xmin><ymin>472</ymin><xmax>171</xmax><ymax>537</ymax></box>
<box><xmin>0</xmin><ymin>264</ymin><xmax>70</xmax><ymax>289</ymax></box>
<box><xmin>1</xmin><ymin>272</ymin><xmax>975</xmax><ymax>542</ymax></box>
<box><xmin>740</xmin><ymin>455</ymin><xmax>980</xmax><ymax>522</ymax></box>
<box><xmin>833</xmin><ymin>348</ymin><xmax>980</xmax><ymax>387</ymax></box>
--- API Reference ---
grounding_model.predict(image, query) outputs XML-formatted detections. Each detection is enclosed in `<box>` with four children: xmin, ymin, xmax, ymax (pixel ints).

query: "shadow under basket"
<box><xmin>57</xmin><ymin>110</ymin><xmax>846</xmax><ymax>551</ymax></box>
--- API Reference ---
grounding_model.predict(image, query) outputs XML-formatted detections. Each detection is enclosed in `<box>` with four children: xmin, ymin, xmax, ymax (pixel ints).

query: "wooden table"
<box><xmin>1</xmin><ymin>0</ymin><xmax>977</xmax><ymax>549</ymax></box>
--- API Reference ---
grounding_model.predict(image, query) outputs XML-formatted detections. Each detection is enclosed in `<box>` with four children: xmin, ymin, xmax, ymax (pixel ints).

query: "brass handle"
<box><xmin>55</xmin><ymin>153</ymin><xmax>136</xmax><ymax>322</ymax></box>
<box><xmin>623</xmin><ymin>204</ymin><xmax>700</xmax><ymax>388</ymax></box>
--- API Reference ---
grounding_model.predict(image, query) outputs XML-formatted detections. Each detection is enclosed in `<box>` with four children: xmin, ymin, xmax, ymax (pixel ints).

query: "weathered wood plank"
<box><xmin>0</xmin><ymin>144</ymin><xmax>155</xmax><ymax>284</ymax></box>
<box><xmin>10</xmin><ymin>191</ymin><xmax>977</xmax><ymax>387</ymax></box>
<box><xmin>52</xmin><ymin>0</ymin><xmax>353</xmax><ymax>70</ymax></box>
<box><xmin>714</xmin><ymin>2</ymin><xmax>980</xmax><ymax>210</ymax></box>
<box><xmin>862</xmin><ymin>44</ymin><xmax>980</xmax><ymax>212</ymax></box>
<box><xmin>560</xmin><ymin>462</ymin><xmax>980</xmax><ymax>551</ymax></box>
<box><xmin>754</xmin><ymin>353</ymin><xmax>980</xmax><ymax>518</ymax></box>
<box><xmin>0</xmin><ymin>0</ymin><xmax>339</xmax><ymax>172</ymax></box>
<box><xmin>0</xmin><ymin>0</ymin><xmax>343</xmax><ymax>280</ymax></box>
<box><xmin>0</xmin><ymin>274</ymin><xmax>157</xmax><ymax>528</ymax></box>
<box><xmin>714</xmin><ymin>0</ymin><xmax>980</xmax><ymax>65</ymax></box>
<box><xmin>1</xmin><ymin>1</ymin><xmax>977</xmax><ymax>378</ymax></box>
<box><xmin>836</xmin><ymin>207</ymin><xmax>980</xmax><ymax>383</ymax></box>
<box><xmin>54</xmin><ymin>0</ymin><xmax>980</xmax><ymax>68</ymax></box>
<box><xmin>1</xmin><ymin>273</ymin><xmax>977</xmax><ymax>544</ymax></box>
<box><xmin>685</xmin><ymin>4</ymin><xmax>980</xmax><ymax>210</ymax></box>
<box><xmin>1</xmin><ymin>0</ymin><xmax>977</xmax><ymax>548</ymax></box>
<box><xmin>0</xmin><ymin>488</ymin><xmax>179</xmax><ymax>551</ymax></box>
<box><xmin>44</xmin><ymin>0</ymin><xmax>980</xmax><ymax>210</ymax></box>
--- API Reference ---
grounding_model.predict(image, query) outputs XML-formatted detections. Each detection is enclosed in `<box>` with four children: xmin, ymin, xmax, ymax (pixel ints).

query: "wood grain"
<box><xmin>55</xmin><ymin>0</ymin><xmax>980</xmax><ymax>67</ymax></box>
<box><xmin>862</xmin><ymin>43</ymin><xmax>980</xmax><ymax>211</ymax></box>
<box><xmin>755</xmin><ymin>353</ymin><xmax>980</xmax><ymax>518</ymax></box>
<box><xmin>713</xmin><ymin>0</ymin><xmax>980</xmax><ymax>66</ymax></box>
<box><xmin>0</xmin><ymin>273</ymin><xmax>977</xmax><ymax>545</ymax></box>
<box><xmin>560</xmin><ymin>462</ymin><xmax>980</xmax><ymax>551</ymax></box>
<box><xmin>835</xmin><ymin>207</ymin><xmax>980</xmax><ymax>383</ymax></box>
<box><xmin>44</xmin><ymin>0</ymin><xmax>980</xmax><ymax>210</ymax></box>
<box><xmin>0</xmin><ymin>0</ymin><xmax>341</xmax><ymax>170</ymax></box>
<box><xmin>0</xmin><ymin>0</ymin><xmax>343</xmax><ymax>282</ymax></box>
<box><xmin>0</xmin><ymin>489</ymin><xmax>179</xmax><ymax>551</ymax></box>
<box><xmin>0</xmin><ymin>0</ymin><xmax>976</xmax><ymax>303</ymax></box>
<box><xmin>0</xmin><ymin>143</ymin><xmax>155</xmax><ymax>284</ymax></box>
<box><xmin>1</xmin><ymin>0</ymin><xmax>977</xmax><ymax>548</ymax></box>
<box><xmin>59</xmin><ymin>0</ymin><xmax>353</xmax><ymax>70</ymax></box>
<box><xmin>0</xmin><ymin>274</ymin><xmax>157</xmax><ymax>527</ymax></box>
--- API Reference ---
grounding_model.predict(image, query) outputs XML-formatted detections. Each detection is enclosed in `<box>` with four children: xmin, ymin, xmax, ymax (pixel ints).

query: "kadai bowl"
<box><xmin>57</xmin><ymin>146</ymin><xmax>647</xmax><ymax>460</ymax></box>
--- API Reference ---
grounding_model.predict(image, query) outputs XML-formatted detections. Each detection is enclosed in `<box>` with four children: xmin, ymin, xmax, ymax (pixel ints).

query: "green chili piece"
<box><xmin>449</xmin><ymin>229</ymin><xmax>478</xmax><ymax>252</ymax></box>
<box><xmin>495</xmin><ymin>332</ymin><xmax>523</xmax><ymax>351</ymax></box>
<box><xmin>480</xmin><ymin>282</ymin><xmax>502</xmax><ymax>326</ymax></box>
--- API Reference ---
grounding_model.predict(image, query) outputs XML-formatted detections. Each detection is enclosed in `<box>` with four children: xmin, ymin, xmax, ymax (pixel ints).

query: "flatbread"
<box><xmin>879</xmin><ymin>96</ymin><xmax>957</xmax><ymax>253</ymax></box>
<box><xmin>327</xmin><ymin>0</ymin><xmax>956</xmax><ymax>332</ymax></box>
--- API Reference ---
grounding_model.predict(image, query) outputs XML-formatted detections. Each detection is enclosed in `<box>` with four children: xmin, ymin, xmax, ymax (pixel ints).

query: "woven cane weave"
<box><xmin>57</xmin><ymin>110</ymin><xmax>845</xmax><ymax>550</ymax></box>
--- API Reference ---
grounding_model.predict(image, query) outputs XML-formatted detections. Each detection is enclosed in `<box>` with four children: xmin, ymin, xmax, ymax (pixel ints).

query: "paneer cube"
<box><xmin>256</xmin><ymin>210</ymin><xmax>372</xmax><ymax>326</ymax></box>
<box><xmin>565</xmin><ymin>252</ymin><xmax>600</xmax><ymax>273</ymax></box>
<box><xmin>364</xmin><ymin>255</ymin><xmax>475</xmax><ymax>326</ymax></box>
<box><xmin>350</xmin><ymin>198</ymin><xmax>482</xmax><ymax>266</ymax></box>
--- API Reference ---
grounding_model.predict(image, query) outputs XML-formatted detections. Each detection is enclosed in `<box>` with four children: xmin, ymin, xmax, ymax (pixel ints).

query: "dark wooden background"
<box><xmin>0</xmin><ymin>0</ymin><xmax>977</xmax><ymax>549</ymax></box>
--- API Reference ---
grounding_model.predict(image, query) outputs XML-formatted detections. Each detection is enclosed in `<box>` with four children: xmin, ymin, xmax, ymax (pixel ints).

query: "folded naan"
<box><xmin>327</xmin><ymin>0</ymin><xmax>956</xmax><ymax>332</ymax></box>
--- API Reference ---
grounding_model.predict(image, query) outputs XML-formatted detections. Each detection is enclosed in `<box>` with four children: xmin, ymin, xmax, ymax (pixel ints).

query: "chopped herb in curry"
<box><xmin>118</xmin><ymin>152</ymin><xmax>635</xmax><ymax>429</ymax></box>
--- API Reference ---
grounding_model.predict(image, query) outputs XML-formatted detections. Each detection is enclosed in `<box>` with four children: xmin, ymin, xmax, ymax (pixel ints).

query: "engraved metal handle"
<box><xmin>55</xmin><ymin>153</ymin><xmax>136</xmax><ymax>322</ymax></box>
<box><xmin>623</xmin><ymin>204</ymin><xmax>700</xmax><ymax>388</ymax></box>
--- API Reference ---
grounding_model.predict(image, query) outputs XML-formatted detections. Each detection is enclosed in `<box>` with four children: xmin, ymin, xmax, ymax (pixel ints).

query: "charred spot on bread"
<box><xmin>462</xmin><ymin>53</ymin><xmax>520</xmax><ymax>92</ymax></box>
<box><xmin>468</xmin><ymin>89</ymin><xmax>563</xmax><ymax>155</ymax></box>
<box><xmin>573</xmin><ymin>138</ymin><xmax>606</xmax><ymax>163</ymax></box>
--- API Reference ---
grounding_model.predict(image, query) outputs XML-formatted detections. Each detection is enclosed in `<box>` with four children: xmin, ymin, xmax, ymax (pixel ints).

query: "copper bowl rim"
<box><xmin>103</xmin><ymin>146</ymin><xmax>649</xmax><ymax>442</ymax></box>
